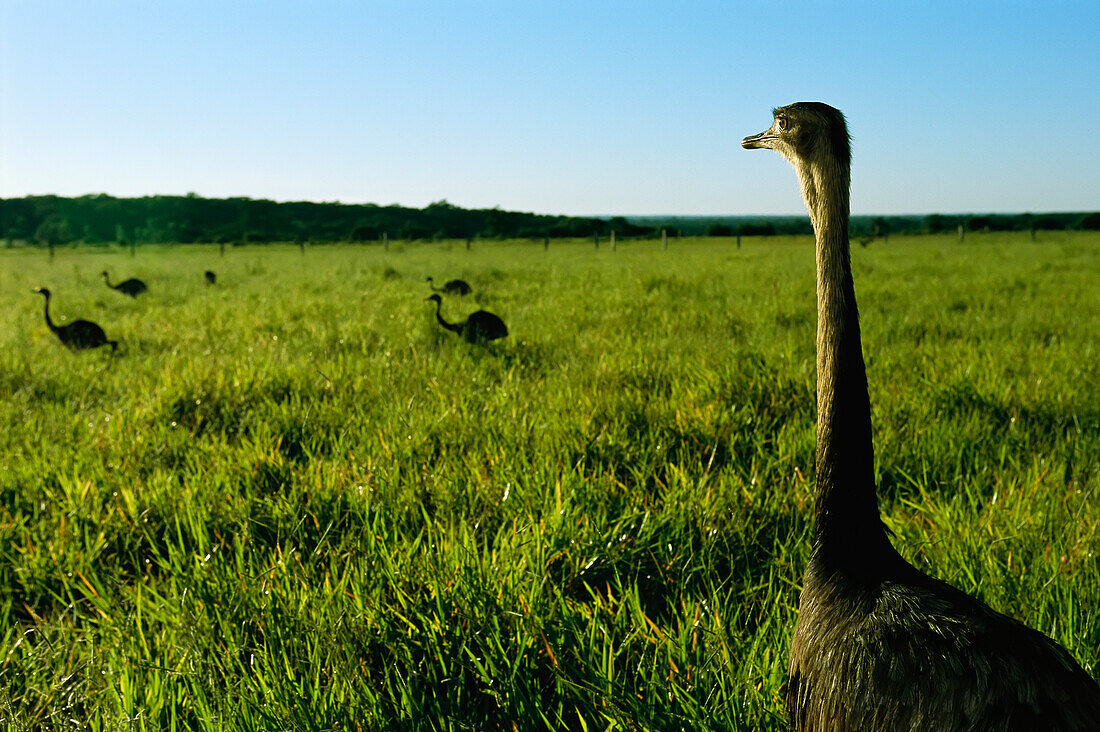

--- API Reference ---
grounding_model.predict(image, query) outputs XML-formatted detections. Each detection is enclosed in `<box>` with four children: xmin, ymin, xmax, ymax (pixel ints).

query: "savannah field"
<box><xmin>1</xmin><ymin>232</ymin><xmax>1098</xmax><ymax>730</ymax></box>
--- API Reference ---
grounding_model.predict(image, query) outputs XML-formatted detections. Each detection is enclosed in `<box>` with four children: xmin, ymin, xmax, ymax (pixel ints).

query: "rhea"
<box><xmin>33</xmin><ymin>287</ymin><xmax>117</xmax><ymax>352</ymax></box>
<box><xmin>743</xmin><ymin>103</ymin><xmax>1100</xmax><ymax>729</ymax></box>
<box><xmin>425</xmin><ymin>293</ymin><xmax>507</xmax><ymax>342</ymax></box>
<box><xmin>204</xmin><ymin>270</ymin><xmax>217</xmax><ymax>285</ymax></box>
<box><xmin>426</xmin><ymin>276</ymin><xmax>472</xmax><ymax>296</ymax></box>
<box><xmin>102</xmin><ymin>270</ymin><xmax>147</xmax><ymax>297</ymax></box>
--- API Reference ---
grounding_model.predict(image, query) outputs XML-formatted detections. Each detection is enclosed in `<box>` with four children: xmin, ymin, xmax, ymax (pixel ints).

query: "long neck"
<box><xmin>801</xmin><ymin>157</ymin><xmax>892</xmax><ymax>573</ymax></box>
<box><xmin>103</xmin><ymin>273</ymin><xmax>115</xmax><ymax>288</ymax></box>
<box><xmin>434</xmin><ymin>300</ymin><xmax>460</xmax><ymax>333</ymax></box>
<box><xmin>41</xmin><ymin>295</ymin><xmax>58</xmax><ymax>333</ymax></box>
<box><xmin>428</xmin><ymin>278</ymin><xmax>443</xmax><ymax>293</ymax></box>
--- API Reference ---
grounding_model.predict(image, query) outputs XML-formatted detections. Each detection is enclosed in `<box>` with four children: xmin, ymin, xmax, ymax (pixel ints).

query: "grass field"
<box><xmin>1</xmin><ymin>232</ymin><xmax>1098</xmax><ymax>730</ymax></box>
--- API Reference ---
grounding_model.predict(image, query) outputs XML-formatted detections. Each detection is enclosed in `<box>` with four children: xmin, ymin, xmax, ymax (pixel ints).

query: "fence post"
<box><xmin>610</xmin><ymin>230</ymin><xmax>616</xmax><ymax>251</ymax></box>
<box><xmin>662</xmin><ymin>228</ymin><xmax>667</xmax><ymax>250</ymax></box>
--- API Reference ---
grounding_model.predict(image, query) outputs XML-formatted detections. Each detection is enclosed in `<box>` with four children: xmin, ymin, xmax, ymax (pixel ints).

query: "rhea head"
<box><xmin>741</xmin><ymin>102</ymin><xmax>850</xmax><ymax>170</ymax></box>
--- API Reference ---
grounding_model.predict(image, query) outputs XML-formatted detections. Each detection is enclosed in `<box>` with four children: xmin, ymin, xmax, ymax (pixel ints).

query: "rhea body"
<box><xmin>102</xmin><ymin>270</ymin><xmax>147</xmax><ymax>297</ymax></box>
<box><xmin>425</xmin><ymin>293</ymin><xmax>507</xmax><ymax>342</ymax></box>
<box><xmin>743</xmin><ymin>103</ymin><xmax>1100</xmax><ymax>730</ymax></box>
<box><xmin>204</xmin><ymin>270</ymin><xmax>217</xmax><ymax>285</ymax></box>
<box><xmin>34</xmin><ymin>287</ymin><xmax>117</xmax><ymax>352</ymax></box>
<box><xmin>426</xmin><ymin>276</ymin><xmax>473</xmax><ymax>296</ymax></box>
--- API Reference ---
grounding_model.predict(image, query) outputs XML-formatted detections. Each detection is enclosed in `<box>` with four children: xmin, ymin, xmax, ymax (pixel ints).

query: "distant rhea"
<box><xmin>426</xmin><ymin>276</ymin><xmax>472</xmax><ymax>296</ymax></box>
<box><xmin>33</xmin><ymin>287</ymin><xmax>117</xmax><ymax>352</ymax></box>
<box><xmin>205</xmin><ymin>270</ymin><xmax>217</xmax><ymax>285</ymax></box>
<box><xmin>743</xmin><ymin>102</ymin><xmax>1100</xmax><ymax>729</ymax></box>
<box><xmin>426</xmin><ymin>293</ymin><xmax>507</xmax><ymax>342</ymax></box>
<box><xmin>102</xmin><ymin>270</ymin><xmax>147</xmax><ymax>297</ymax></box>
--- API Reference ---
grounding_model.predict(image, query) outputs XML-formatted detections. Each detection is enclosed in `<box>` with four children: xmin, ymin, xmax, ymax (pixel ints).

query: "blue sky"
<box><xmin>2</xmin><ymin>1</ymin><xmax>1097</xmax><ymax>216</ymax></box>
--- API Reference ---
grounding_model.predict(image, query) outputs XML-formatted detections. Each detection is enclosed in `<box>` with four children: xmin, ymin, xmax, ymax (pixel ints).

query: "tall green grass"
<box><xmin>1</xmin><ymin>232</ymin><xmax>1097</xmax><ymax>729</ymax></box>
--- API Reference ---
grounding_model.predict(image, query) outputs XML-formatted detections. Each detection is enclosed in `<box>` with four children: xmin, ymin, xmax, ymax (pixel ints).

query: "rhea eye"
<box><xmin>777</xmin><ymin>117</ymin><xmax>788</xmax><ymax>130</ymax></box>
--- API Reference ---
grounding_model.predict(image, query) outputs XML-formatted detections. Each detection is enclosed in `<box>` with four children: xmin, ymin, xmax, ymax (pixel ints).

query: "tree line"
<box><xmin>693</xmin><ymin>212</ymin><xmax>1100</xmax><ymax>238</ymax></box>
<box><xmin>2</xmin><ymin>194</ymin><xmax>1097</xmax><ymax>247</ymax></box>
<box><xmin>0</xmin><ymin>194</ymin><xmax>657</xmax><ymax>247</ymax></box>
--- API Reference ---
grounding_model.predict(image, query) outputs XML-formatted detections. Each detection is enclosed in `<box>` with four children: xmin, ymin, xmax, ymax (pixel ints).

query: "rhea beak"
<box><xmin>742</xmin><ymin>128</ymin><xmax>777</xmax><ymax>149</ymax></box>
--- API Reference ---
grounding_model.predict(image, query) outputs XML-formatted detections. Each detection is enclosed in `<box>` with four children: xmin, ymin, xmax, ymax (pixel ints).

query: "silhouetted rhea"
<box><xmin>33</xmin><ymin>287</ymin><xmax>117</xmax><ymax>352</ymax></box>
<box><xmin>205</xmin><ymin>270</ymin><xmax>217</xmax><ymax>285</ymax></box>
<box><xmin>426</xmin><ymin>276</ymin><xmax>472</xmax><ymax>296</ymax></box>
<box><xmin>425</xmin><ymin>294</ymin><xmax>507</xmax><ymax>342</ymax></box>
<box><xmin>743</xmin><ymin>103</ymin><xmax>1100</xmax><ymax>730</ymax></box>
<box><xmin>102</xmin><ymin>270</ymin><xmax>147</xmax><ymax>297</ymax></box>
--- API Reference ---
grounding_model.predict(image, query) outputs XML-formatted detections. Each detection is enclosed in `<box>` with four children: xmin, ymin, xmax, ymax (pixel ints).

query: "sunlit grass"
<box><xmin>1</xmin><ymin>232</ymin><xmax>1097</xmax><ymax>729</ymax></box>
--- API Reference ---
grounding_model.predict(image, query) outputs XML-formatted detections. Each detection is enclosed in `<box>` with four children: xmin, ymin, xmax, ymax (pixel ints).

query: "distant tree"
<box><xmin>872</xmin><ymin>216</ymin><xmax>890</xmax><ymax>239</ymax></box>
<box><xmin>925</xmin><ymin>214</ymin><xmax>948</xmax><ymax>233</ymax></box>
<box><xmin>3</xmin><ymin>214</ymin><xmax>30</xmax><ymax>246</ymax></box>
<box><xmin>967</xmin><ymin>216</ymin><xmax>992</xmax><ymax>231</ymax></box>
<box><xmin>739</xmin><ymin>222</ymin><xmax>776</xmax><ymax>237</ymax></box>
<box><xmin>1032</xmin><ymin>216</ymin><xmax>1065</xmax><ymax>231</ymax></box>
<box><xmin>1079</xmin><ymin>212</ymin><xmax>1100</xmax><ymax>230</ymax></box>
<box><xmin>34</xmin><ymin>216</ymin><xmax>72</xmax><ymax>247</ymax></box>
<box><xmin>350</xmin><ymin>223</ymin><xmax>379</xmax><ymax>241</ymax></box>
<box><xmin>484</xmin><ymin>207</ymin><xmax>521</xmax><ymax>238</ymax></box>
<box><xmin>425</xmin><ymin>199</ymin><xmax>456</xmax><ymax>213</ymax></box>
<box><xmin>707</xmin><ymin>223</ymin><xmax>734</xmax><ymax>236</ymax></box>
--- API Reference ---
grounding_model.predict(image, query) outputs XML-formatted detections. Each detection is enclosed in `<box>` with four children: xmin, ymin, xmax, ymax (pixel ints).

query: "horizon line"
<box><xmin>1</xmin><ymin>191</ymin><xmax>1093</xmax><ymax>220</ymax></box>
